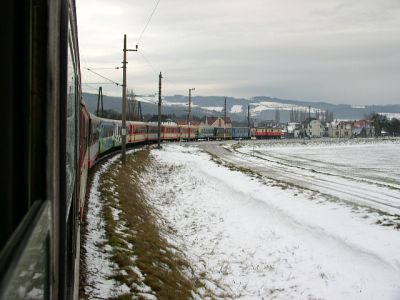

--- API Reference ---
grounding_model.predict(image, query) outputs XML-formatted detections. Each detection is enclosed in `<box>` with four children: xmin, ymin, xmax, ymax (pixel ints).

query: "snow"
<box><xmin>83</xmin><ymin>149</ymin><xmax>153</xmax><ymax>299</ymax></box>
<box><xmin>236</xmin><ymin>139</ymin><xmax>400</xmax><ymax>196</ymax></box>
<box><xmin>141</xmin><ymin>143</ymin><xmax>400</xmax><ymax>299</ymax></box>
<box><xmin>83</xmin><ymin>153</ymin><xmax>130</xmax><ymax>299</ymax></box>
<box><xmin>251</xmin><ymin>101</ymin><xmax>323</xmax><ymax>114</ymax></box>
<box><xmin>202</xmin><ymin>106</ymin><xmax>224</xmax><ymax>112</ymax></box>
<box><xmin>230</xmin><ymin>105</ymin><xmax>243</xmax><ymax>113</ymax></box>
<box><xmin>164</xmin><ymin>101</ymin><xmax>199</xmax><ymax>108</ymax></box>
<box><xmin>379</xmin><ymin>112</ymin><xmax>400</xmax><ymax>120</ymax></box>
<box><xmin>163</xmin><ymin>101</ymin><xmax>187</xmax><ymax>107</ymax></box>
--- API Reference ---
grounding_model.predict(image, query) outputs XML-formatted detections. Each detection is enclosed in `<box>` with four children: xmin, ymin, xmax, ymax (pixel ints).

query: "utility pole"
<box><xmin>248</xmin><ymin>105</ymin><xmax>250</xmax><ymax>128</ymax></box>
<box><xmin>188</xmin><ymin>88</ymin><xmax>195</xmax><ymax>141</ymax></box>
<box><xmin>224</xmin><ymin>97</ymin><xmax>227</xmax><ymax>139</ymax></box>
<box><xmin>121</xmin><ymin>34</ymin><xmax>138</xmax><ymax>163</ymax></box>
<box><xmin>158</xmin><ymin>72</ymin><xmax>162</xmax><ymax>149</ymax></box>
<box><xmin>97</xmin><ymin>86</ymin><xmax>103</xmax><ymax>117</ymax></box>
<box><xmin>138</xmin><ymin>102</ymin><xmax>143</xmax><ymax>121</ymax></box>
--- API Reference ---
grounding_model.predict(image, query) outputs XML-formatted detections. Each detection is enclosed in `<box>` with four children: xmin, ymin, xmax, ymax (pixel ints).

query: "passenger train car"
<box><xmin>254</xmin><ymin>127</ymin><xmax>283</xmax><ymax>139</ymax></box>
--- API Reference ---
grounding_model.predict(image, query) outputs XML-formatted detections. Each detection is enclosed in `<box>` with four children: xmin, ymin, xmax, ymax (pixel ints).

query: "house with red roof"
<box><xmin>199</xmin><ymin>116</ymin><xmax>232</xmax><ymax>128</ymax></box>
<box><xmin>176</xmin><ymin>120</ymin><xmax>201</xmax><ymax>126</ymax></box>
<box><xmin>352</xmin><ymin>120</ymin><xmax>375</xmax><ymax>137</ymax></box>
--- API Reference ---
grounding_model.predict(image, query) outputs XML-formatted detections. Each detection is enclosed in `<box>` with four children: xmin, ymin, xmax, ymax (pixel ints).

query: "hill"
<box><xmin>82</xmin><ymin>93</ymin><xmax>400</xmax><ymax>122</ymax></box>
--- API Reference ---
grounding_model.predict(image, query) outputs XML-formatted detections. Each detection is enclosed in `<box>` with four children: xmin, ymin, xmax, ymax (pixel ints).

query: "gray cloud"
<box><xmin>77</xmin><ymin>0</ymin><xmax>400</xmax><ymax>104</ymax></box>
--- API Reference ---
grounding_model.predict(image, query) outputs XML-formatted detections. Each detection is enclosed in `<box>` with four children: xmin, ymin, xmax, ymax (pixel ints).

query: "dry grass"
<box><xmin>99</xmin><ymin>149</ymin><xmax>205</xmax><ymax>299</ymax></box>
<box><xmin>79</xmin><ymin>149</ymin><xmax>232</xmax><ymax>299</ymax></box>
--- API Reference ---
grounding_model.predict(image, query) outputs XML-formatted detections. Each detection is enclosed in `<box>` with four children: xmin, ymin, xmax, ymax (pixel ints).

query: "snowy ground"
<box><xmin>141</xmin><ymin>142</ymin><xmax>400</xmax><ymax>299</ymax></box>
<box><xmin>83</xmin><ymin>150</ymin><xmax>153</xmax><ymax>299</ymax></box>
<box><xmin>83</xmin><ymin>153</ymin><xmax>129</xmax><ymax>299</ymax></box>
<box><xmin>223</xmin><ymin>139</ymin><xmax>400</xmax><ymax>215</ymax></box>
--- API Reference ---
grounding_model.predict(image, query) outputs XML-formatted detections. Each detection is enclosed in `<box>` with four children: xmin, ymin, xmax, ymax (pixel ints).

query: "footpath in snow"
<box><xmin>141</xmin><ymin>144</ymin><xmax>400</xmax><ymax>299</ymax></box>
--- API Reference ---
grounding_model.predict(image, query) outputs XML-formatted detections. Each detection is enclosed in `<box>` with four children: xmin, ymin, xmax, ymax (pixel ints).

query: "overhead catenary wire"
<box><xmin>85</xmin><ymin>67</ymin><xmax>121</xmax><ymax>86</ymax></box>
<box><xmin>138</xmin><ymin>50</ymin><xmax>159</xmax><ymax>76</ymax></box>
<box><xmin>136</xmin><ymin>0</ymin><xmax>161</xmax><ymax>45</ymax></box>
<box><xmin>82</xmin><ymin>87</ymin><xmax>156</xmax><ymax>104</ymax></box>
<box><xmin>84</xmin><ymin>82</ymin><xmax>117</xmax><ymax>85</ymax></box>
<box><xmin>87</xmin><ymin>67</ymin><xmax>121</xmax><ymax>70</ymax></box>
<box><xmin>136</xmin><ymin>96</ymin><xmax>158</xmax><ymax>105</ymax></box>
<box><xmin>134</xmin><ymin>0</ymin><xmax>180</xmax><ymax>89</ymax></box>
<box><xmin>82</xmin><ymin>83</ymin><xmax>102</xmax><ymax>92</ymax></box>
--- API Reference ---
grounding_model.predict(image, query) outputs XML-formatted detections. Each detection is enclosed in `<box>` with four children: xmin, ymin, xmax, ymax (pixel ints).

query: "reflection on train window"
<box><xmin>0</xmin><ymin>202</ymin><xmax>51</xmax><ymax>299</ymax></box>
<box><xmin>66</xmin><ymin>36</ymin><xmax>77</xmax><ymax>210</ymax></box>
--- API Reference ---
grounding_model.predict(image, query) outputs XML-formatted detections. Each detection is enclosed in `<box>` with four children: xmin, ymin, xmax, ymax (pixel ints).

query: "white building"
<box><xmin>303</xmin><ymin>119</ymin><xmax>322</xmax><ymax>138</ymax></box>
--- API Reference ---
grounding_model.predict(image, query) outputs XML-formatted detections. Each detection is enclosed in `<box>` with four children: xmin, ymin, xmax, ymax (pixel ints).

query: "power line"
<box><xmin>82</xmin><ymin>83</ymin><xmax>101</xmax><ymax>92</ymax></box>
<box><xmin>88</xmin><ymin>67</ymin><xmax>121</xmax><ymax>70</ymax></box>
<box><xmin>136</xmin><ymin>95</ymin><xmax>158</xmax><ymax>105</ymax></box>
<box><xmin>138</xmin><ymin>49</ymin><xmax>175</xmax><ymax>85</ymax></box>
<box><xmin>136</xmin><ymin>0</ymin><xmax>161</xmax><ymax>45</ymax></box>
<box><xmin>138</xmin><ymin>43</ymin><xmax>178</xmax><ymax>88</ymax></box>
<box><xmin>84</xmin><ymin>67</ymin><xmax>121</xmax><ymax>86</ymax></box>
<box><xmin>138</xmin><ymin>50</ymin><xmax>158</xmax><ymax>76</ymax></box>
<box><xmin>84</xmin><ymin>82</ymin><xmax>117</xmax><ymax>85</ymax></box>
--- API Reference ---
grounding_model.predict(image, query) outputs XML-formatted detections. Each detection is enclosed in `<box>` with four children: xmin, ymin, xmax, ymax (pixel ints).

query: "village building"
<box><xmin>176</xmin><ymin>120</ymin><xmax>201</xmax><ymax>126</ymax></box>
<box><xmin>147</xmin><ymin>115</ymin><xmax>177</xmax><ymax>125</ymax></box>
<box><xmin>199</xmin><ymin>116</ymin><xmax>232</xmax><ymax>128</ymax></box>
<box><xmin>352</xmin><ymin>120</ymin><xmax>375</xmax><ymax>137</ymax></box>
<box><xmin>302</xmin><ymin>118</ymin><xmax>323</xmax><ymax>138</ymax></box>
<box><xmin>286</xmin><ymin>122</ymin><xmax>302</xmax><ymax>138</ymax></box>
<box><xmin>329</xmin><ymin>121</ymin><xmax>353</xmax><ymax>138</ymax></box>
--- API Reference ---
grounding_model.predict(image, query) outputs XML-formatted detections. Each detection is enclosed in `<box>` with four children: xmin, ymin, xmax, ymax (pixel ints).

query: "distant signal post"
<box><xmin>158</xmin><ymin>72</ymin><xmax>162</xmax><ymax>149</ymax></box>
<box><xmin>188</xmin><ymin>88</ymin><xmax>195</xmax><ymax>141</ymax></box>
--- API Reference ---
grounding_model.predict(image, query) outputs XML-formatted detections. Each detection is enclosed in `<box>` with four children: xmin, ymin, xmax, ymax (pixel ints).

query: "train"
<box><xmin>77</xmin><ymin>115</ymin><xmax>283</xmax><ymax>223</ymax></box>
<box><xmin>0</xmin><ymin>0</ymin><xmax>283</xmax><ymax>297</ymax></box>
<box><xmin>253</xmin><ymin>127</ymin><xmax>284</xmax><ymax>139</ymax></box>
<box><xmin>1</xmin><ymin>0</ymin><xmax>84</xmax><ymax>297</ymax></box>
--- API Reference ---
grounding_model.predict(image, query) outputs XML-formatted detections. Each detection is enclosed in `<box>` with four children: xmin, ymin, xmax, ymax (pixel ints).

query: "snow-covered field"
<box><xmin>230</xmin><ymin>140</ymin><xmax>400</xmax><ymax>214</ymax></box>
<box><xmin>142</xmin><ymin>142</ymin><xmax>400</xmax><ymax>299</ymax></box>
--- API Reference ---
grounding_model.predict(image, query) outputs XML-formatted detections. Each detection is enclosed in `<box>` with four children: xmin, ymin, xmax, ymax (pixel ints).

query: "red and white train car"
<box><xmin>179</xmin><ymin>125</ymin><xmax>197</xmax><ymax>140</ymax></box>
<box><xmin>254</xmin><ymin>127</ymin><xmax>283</xmax><ymax>139</ymax></box>
<box><xmin>162</xmin><ymin>124</ymin><xmax>180</xmax><ymax>140</ymax></box>
<box><xmin>128</xmin><ymin>121</ymin><xmax>147</xmax><ymax>143</ymax></box>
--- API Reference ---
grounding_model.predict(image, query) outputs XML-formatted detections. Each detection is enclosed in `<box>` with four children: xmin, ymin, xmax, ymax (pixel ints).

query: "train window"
<box><xmin>66</xmin><ymin>36</ymin><xmax>77</xmax><ymax>213</ymax></box>
<box><xmin>0</xmin><ymin>201</ymin><xmax>51</xmax><ymax>299</ymax></box>
<box><xmin>1</xmin><ymin>0</ymin><xmax>52</xmax><ymax>295</ymax></box>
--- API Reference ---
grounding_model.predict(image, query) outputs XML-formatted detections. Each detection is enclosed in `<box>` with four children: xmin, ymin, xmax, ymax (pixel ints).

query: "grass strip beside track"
<box><xmin>81</xmin><ymin>149</ymin><xmax>201</xmax><ymax>299</ymax></box>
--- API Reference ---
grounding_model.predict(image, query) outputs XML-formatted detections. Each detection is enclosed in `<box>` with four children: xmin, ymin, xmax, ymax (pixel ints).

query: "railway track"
<box><xmin>199</xmin><ymin>143</ymin><xmax>400</xmax><ymax>215</ymax></box>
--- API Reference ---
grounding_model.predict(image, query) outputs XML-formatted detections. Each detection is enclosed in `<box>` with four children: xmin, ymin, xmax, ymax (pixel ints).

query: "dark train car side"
<box><xmin>0</xmin><ymin>0</ymin><xmax>83</xmax><ymax>298</ymax></box>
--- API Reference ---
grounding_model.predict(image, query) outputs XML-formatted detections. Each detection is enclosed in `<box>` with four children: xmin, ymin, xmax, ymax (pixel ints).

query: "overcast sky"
<box><xmin>77</xmin><ymin>0</ymin><xmax>400</xmax><ymax>105</ymax></box>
